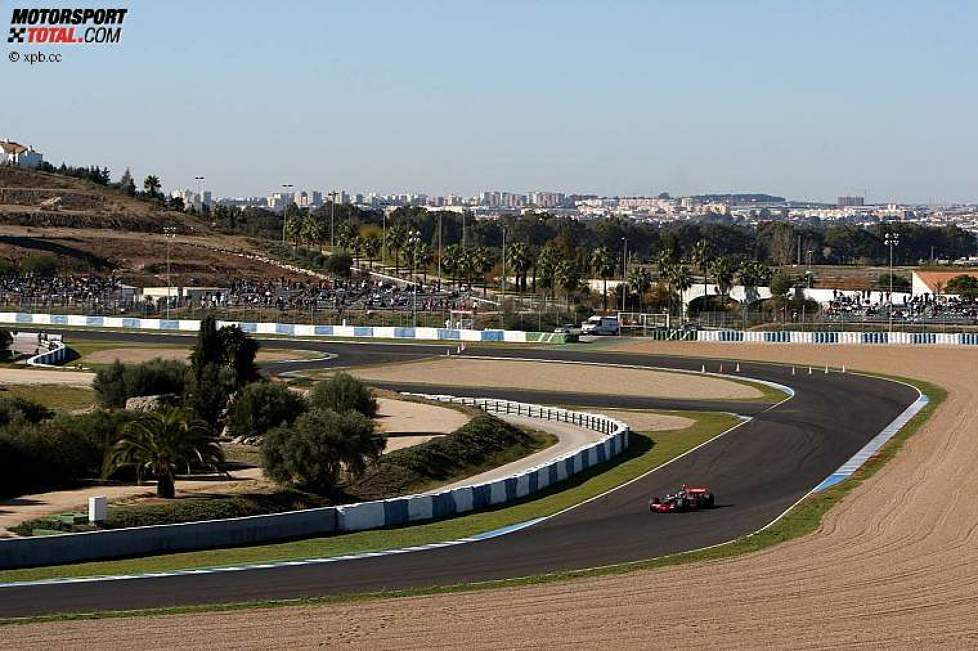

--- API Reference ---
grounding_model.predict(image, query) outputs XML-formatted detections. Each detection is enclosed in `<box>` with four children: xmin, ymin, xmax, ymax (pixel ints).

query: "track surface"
<box><xmin>0</xmin><ymin>332</ymin><xmax>918</xmax><ymax>617</ymax></box>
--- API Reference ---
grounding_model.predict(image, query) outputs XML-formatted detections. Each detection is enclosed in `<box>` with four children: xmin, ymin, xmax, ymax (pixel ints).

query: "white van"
<box><xmin>581</xmin><ymin>315</ymin><xmax>620</xmax><ymax>336</ymax></box>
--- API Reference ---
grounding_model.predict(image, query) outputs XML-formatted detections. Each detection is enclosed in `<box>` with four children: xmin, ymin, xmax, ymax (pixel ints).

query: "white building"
<box><xmin>1</xmin><ymin>139</ymin><xmax>43</xmax><ymax>168</ymax></box>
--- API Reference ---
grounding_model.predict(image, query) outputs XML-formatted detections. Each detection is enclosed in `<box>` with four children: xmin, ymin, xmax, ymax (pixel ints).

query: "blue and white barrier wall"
<box><xmin>0</xmin><ymin>312</ymin><xmax>567</xmax><ymax>344</ymax></box>
<box><xmin>0</xmin><ymin>396</ymin><xmax>630</xmax><ymax>569</ymax></box>
<box><xmin>23</xmin><ymin>339</ymin><xmax>68</xmax><ymax>366</ymax></box>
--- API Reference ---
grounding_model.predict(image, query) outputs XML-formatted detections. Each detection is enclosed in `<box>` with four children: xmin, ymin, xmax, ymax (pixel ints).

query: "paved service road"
<box><xmin>0</xmin><ymin>334</ymin><xmax>919</xmax><ymax>617</ymax></box>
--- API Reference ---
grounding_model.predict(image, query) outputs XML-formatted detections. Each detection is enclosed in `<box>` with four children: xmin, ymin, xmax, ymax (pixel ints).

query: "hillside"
<box><xmin>0</xmin><ymin>165</ymin><xmax>198</xmax><ymax>232</ymax></box>
<box><xmin>0</xmin><ymin>167</ymin><xmax>310</xmax><ymax>287</ymax></box>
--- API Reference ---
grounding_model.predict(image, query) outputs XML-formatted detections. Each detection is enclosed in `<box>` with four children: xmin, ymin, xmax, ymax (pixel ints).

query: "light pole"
<box><xmin>163</xmin><ymin>226</ymin><xmax>177</xmax><ymax>320</ymax></box>
<box><xmin>885</xmin><ymin>232</ymin><xmax>900</xmax><ymax>333</ymax></box>
<box><xmin>280</xmin><ymin>184</ymin><xmax>293</xmax><ymax>242</ymax></box>
<box><xmin>382</xmin><ymin>210</ymin><xmax>388</xmax><ymax>269</ymax></box>
<box><xmin>620</xmin><ymin>237</ymin><xmax>628</xmax><ymax>314</ymax></box>
<box><xmin>328</xmin><ymin>191</ymin><xmax>339</xmax><ymax>248</ymax></box>
<box><xmin>500</xmin><ymin>227</ymin><xmax>507</xmax><ymax>330</ymax></box>
<box><xmin>806</xmin><ymin>249</ymin><xmax>813</xmax><ymax>288</ymax></box>
<box><xmin>194</xmin><ymin>176</ymin><xmax>205</xmax><ymax>212</ymax></box>
<box><xmin>437</xmin><ymin>212</ymin><xmax>443</xmax><ymax>291</ymax></box>
<box><xmin>408</xmin><ymin>229</ymin><xmax>420</xmax><ymax>327</ymax></box>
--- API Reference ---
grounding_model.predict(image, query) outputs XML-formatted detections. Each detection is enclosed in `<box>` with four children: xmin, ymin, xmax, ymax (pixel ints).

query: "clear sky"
<box><xmin>5</xmin><ymin>1</ymin><xmax>977</xmax><ymax>203</ymax></box>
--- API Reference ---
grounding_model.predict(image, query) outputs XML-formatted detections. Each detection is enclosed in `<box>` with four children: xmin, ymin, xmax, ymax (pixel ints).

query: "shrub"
<box><xmin>262</xmin><ymin>408</ymin><xmax>384</xmax><ymax>494</ymax></box>
<box><xmin>0</xmin><ymin>409</ymin><xmax>133</xmax><ymax>498</ymax></box>
<box><xmin>0</xmin><ymin>395</ymin><xmax>53</xmax><ymax>427</ymax></box>
<box><xmin>93</xmin><ymin>358</ymin><xmax>188</xmax><ymax>408</ymax></box>
<box><xmin>227</xmin><ymin>381</ymin><xmax>308</xmax><ymax>440</ymax></box>
<box><xmin>310</xmin><ymin>372</ymin><xmax>378</xmax><ymax>418</ymax></box>
<box><xmin>349</xmin><ymin>414</ymin><xmax>536</xmax><ymax>500</ymax></box>
<box><xmin>325</xmin><ymin>251</ymin><xmax>353</xmax><ymax>277</ymax></box>
<box><xmin>20</xmin><ymin>253</ymin><xmax>58</xmax><ymax>277</ymax></box>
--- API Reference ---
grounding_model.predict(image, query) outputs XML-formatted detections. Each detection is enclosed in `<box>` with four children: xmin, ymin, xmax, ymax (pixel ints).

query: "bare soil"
<box><xmin>8</xmin><ymin>345</ymin><xmax>976</xmax><ymax>648</ymax></box>
<box><xmin>353</xmin><ymin>358</ymin><xmax>762</xmax><ymax>400</ymax></box>
<box><xmin>82</xmin><ymin>348</ymin><xmax>317</xmax><ymax>365</ymax></box>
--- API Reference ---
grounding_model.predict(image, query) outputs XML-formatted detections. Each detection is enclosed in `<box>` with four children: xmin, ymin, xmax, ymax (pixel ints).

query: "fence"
<box><xmin>0</xmin><ymin>395</ymin><xmax>629</xmax><ymax>569</ymax></box>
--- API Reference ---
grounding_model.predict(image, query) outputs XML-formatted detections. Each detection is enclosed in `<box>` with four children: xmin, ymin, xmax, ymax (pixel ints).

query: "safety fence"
<box><xmin>0</xmin><ymin>396</ymin><xmax>629</xmax><ymax>569</ymax></box>
<box><xmin>0</xmin><ymin>312</ymin><xmax>568</xmax><ymax>344</ymax></box>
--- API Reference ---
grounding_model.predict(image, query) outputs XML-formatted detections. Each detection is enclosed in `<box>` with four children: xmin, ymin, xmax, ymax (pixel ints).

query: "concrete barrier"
<box><xmin>0</xmin><ymin>312</ymin><xmax>567</xmax><ymax>345</ymax></box>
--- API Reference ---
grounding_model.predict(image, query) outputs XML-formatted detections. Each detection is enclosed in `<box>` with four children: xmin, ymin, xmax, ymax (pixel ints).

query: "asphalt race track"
<box><xmin>0</xmin><ymin>332</ymin><xmax>919</xmax><ymax>617</ymax></box>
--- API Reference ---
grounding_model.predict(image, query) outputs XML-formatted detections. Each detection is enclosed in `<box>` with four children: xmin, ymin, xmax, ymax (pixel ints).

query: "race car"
<box><xmin>649</xmin><ymin>484</ymin><xmax>716</xmax><ymax>513</ymax></box>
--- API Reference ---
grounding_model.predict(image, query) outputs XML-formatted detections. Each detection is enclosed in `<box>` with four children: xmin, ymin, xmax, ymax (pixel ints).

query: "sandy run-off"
<box><xmin>10</xmin><ymin>344</ymin><xmax>978</xmax><ymax>648</ymax></box>
<box><xmin>354</xmin><ymin>357</ymin><xmax>761</xmax><ymax>400</ymax></box>
<box><xmin>82</xmin><ymin>348</ymin><xmax>313</xmax><ymax>365</ymax></box>
<box><xmin>376</xmin><ymin>397</ymin><xmax>471</xmax><ymax>454</ymax></box>
<box><xmin>0</xmin><ymin>368</ymin><xmax>93</xmax><ymax>387</ymax></box>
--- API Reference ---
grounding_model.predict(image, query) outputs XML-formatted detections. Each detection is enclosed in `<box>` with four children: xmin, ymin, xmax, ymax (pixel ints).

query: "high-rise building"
<box><xmin>838</xmin><ymin>196</ymin><xmax>865</xmax><ymax>207</ymax></box>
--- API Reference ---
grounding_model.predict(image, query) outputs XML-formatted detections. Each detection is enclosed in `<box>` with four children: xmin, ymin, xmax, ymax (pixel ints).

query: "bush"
<box><xmin>262</xmin><ymin>408</ymin><xmax>384</xmax><ymax>494</ymax></box>
<box><xmin>310</xmin><ymin>372</ymin><xmax>378</xmax><ymax>418</ymax></box>
<box><xmin>20</xmin><ymin>253</ymin><xmax>58</xmax><ymax>277</ymax></box>
<box><xmin>227</xmin><ymin>381</ymin><xmax>308</xmax><ymax>440</ymax></box>
<box><xmin>0</xmin><ymin>395</ymin><xmax>53</xmax><ymax>427</ymax></box>
<box><xmin>93</xmin><ymin>359</ymin><xmax>188</xmax><ymax>408</ymax></box>
<box><xmin>0</xmin><ymin>409</ymin><xmax>134</xmax><ymax>498</ymax></box>
<box><xmin>325</xmin><ymin>251</ymin><xmax>353</xmax><ymax>277</ymax></box>
<box><xmin>349</xmin><ymin>414</ymin><xmax>536</xmax><ymax>500</ymax></box>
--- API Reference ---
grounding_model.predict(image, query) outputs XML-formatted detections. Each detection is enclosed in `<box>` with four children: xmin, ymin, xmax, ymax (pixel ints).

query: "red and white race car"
<box><xmin>649</xmin><ymin>484</ymin><xmax>716</xmax><ymax>513</ymax></box>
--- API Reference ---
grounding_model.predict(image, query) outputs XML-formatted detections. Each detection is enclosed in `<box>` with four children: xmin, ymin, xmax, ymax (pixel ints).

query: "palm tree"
<box><xmin>710</xmin><ymin>256</ymin><xmax>737</xmax><ymax>307</ymax></box>
<box><xmin>386</xmin><ymin>223</ymin><xmax>408</xmax><ymax>276</ymax></box>
<box><xmin>442</xmin><ymin>244</ymin><xmax>463</xmax><ymax>289</ymax></box>
<box><xmin>535</xmin><ymin>244</ymin><xmax>561</xmax><ymax>299</ymax></box>
<box><xmin>737</xmin><ymin>259</ymin><xmax>771</xmax><ymax>306</ymax></box>
<box><xmin>336</xmin><ymin>221</ymin><xmax>359</xmax><ymax>250</ymax></box>
<box><xmin>506</xmin><ymin>242</ymin><xmax>531</xmax><ymax>294</ymax></box>
<box><xmin>664</xmin><ymin>262</ymin><xmax>694</xmax><ymax>322</ymax></box>
<box><xmin>103</xmin><ymin>408</ymin><xmax>224</xmax><ymax>499</ymax></box>
<box><xmin>691</xmin><ymin>239</ymin><xmax>712</xmax><ymax>307</ymax></box>
<box><xmin>590</xmin><ymin>246</ymin><xmax>617</xmax><ymax>312</ymax></box>
<box><xmin>363</xmin><ymin>236</ymin><xmax>382</xmax><ymax>268</ymax></box>
<box><xmin>301</xmin><ymin>214</ymin><xmax>324</xmax><ymax>250</ymax></box>
<box><xmin>627</xmin><ymin>266</ymin><xmax>653</xmax><ymax>313</ymax></box>
<box><xmin>555</xmin><ymin>259</ymin><xmax>581</xmax><ymax>310</ymax></box>
<box><xmin>283</xmin><ymin>215</ymin><xmax>303</xmax><ymax>249</ymax></box>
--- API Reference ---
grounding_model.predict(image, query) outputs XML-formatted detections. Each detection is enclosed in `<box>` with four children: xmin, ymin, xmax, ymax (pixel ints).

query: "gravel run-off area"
<box><xmin>352</xmin><ymin>357</ymin><xmax>762</xmax><ymax>400</ymax></box>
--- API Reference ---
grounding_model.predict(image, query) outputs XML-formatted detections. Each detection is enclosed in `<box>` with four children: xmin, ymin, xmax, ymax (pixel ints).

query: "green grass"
<box><xmin>0</xmin><ymin>385</ymin><xmax>95</xmax><ymax>411</ymax></box>
<box><xmin>0</xmin><ymin>411</ymin><xmax>737</xmax><ymax>585</ymax></box>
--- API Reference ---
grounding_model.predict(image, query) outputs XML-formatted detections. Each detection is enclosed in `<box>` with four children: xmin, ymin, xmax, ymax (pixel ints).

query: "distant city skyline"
<box><xmin>6</xmin><ymin>1</ymin><xmax>978</xmax><ymax>203</ymax></box>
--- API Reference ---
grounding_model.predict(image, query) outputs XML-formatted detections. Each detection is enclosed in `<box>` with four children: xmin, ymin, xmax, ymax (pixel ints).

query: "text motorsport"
<box><xmin>8</xmin><ymin>7</ymin><xmax>128</xmax><ymax>45</ymax></box>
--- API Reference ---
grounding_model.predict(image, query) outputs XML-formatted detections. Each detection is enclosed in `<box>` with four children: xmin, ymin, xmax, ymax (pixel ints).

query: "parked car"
<box><xmin>581</xmin><ymin>315</ymin><xmax>620</xmax><ymax>336</ymax></box>
<box><xmin>554</xmin><ymin>323</ymin><xmax>582</xmax><ymax>336</ymax></box>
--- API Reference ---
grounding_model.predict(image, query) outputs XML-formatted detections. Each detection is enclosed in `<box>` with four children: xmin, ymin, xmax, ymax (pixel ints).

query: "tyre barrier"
<box><xmin>0</xmin><ymin>396</ymin><xmax>629</xmax><ymax>569</ymax></box>
<box><xmin>0</xmin><ymin>312</ymin><xmax>568</xmax><ymax>345</ymax></box>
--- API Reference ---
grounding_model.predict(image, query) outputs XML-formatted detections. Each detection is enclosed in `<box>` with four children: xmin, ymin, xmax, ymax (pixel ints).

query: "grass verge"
<box><xmin>0</xmin><ymin>411</ymin><xmax>736</xmax><ymax>587</ymax></box>
<box><xmin>0</xmin><ymin>385</ymin><xmax>95</xmax><ymax>411</ymax></box>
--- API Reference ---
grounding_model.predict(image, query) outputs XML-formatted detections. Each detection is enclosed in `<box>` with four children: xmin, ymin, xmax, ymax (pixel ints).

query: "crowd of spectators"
<box><xmin>0</xmin><ymin>273</ymin><xmax>476</xmax><ymax>319</ymax></box>
<box><xmin>822</xmin><ymin>289</ymin><xmax>978</xmax><ymax>324</ymax></box>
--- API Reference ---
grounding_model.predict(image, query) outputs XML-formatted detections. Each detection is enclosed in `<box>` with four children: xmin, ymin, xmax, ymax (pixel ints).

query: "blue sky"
<box><xmin>5</xmin><ymin>1</ymin><xmax>977</xmax><ymax>202</ymax></box>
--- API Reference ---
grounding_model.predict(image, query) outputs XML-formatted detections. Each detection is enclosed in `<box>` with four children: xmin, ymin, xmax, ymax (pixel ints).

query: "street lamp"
<box><xmin>885</xmin><ymin>232</ymin><xmax>900</xmax><ymax>333</ymax></box>
<box><xmin>408</xmin><ymin>229</ymin><xmax>421</xmax><ymax>326</ymax></box>
<box><xmin>280</xmin><ymin>184</ymin><xmax>293</xmax><ymax>242</ymax></box>
<box><xmin>328</xmin><ymin>191</ymin><xmax>339</xmax><ymax>248</ymax></box>
<box><xmin>193</xmin><ymin>176</ymin><xmax>205</xmax><ymax>212</ymax></box>
<box><xmin>162</xmin><ymin>226</ymin><xmax>177</xmax><ymax>320</ymax></box>
<box><xmin>806</xmin><ymin>249</ymin><xmax>814</xmax><ymax>288</ymax></box>
<box><xmin>620</xmin><ymin>237</ymin><xmax>628</xmax><ymax>314</ymax></box>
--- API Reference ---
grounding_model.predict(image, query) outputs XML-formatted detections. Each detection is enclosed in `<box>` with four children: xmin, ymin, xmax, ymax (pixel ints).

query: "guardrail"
<box><xmin>0</xmin><ymin>396</ymin><xmax>630</xmax><ymax>569</ymax></box>
<box><xmin>0</xmin><ymin>312</ymin><xmax>567</xmax><ymax>344</ymax></box>
<box><xmin>645</xmin><ymin>328</ymin><xmax>978</xmax><ymax>345</ymax></box>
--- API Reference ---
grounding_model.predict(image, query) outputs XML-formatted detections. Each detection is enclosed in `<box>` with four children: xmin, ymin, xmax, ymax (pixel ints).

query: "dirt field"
<box><xmin>82</xmin><ymin>348</ymin><xmax>317</xmax><ymax>364</ymax></box>
<box><xmin>10</xmin><ymin>344</ymin><xmax>978</xmax><ymax>647</ymax></box>
<box><xmin>353</xmin><ymin>358</ymin><xmax>762</xmax><ymax>400</ymax></box>
<box><xmin>0</xmin><ymin>368</ymin><xmax>93</xmax><ymax>387</ymax></box>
